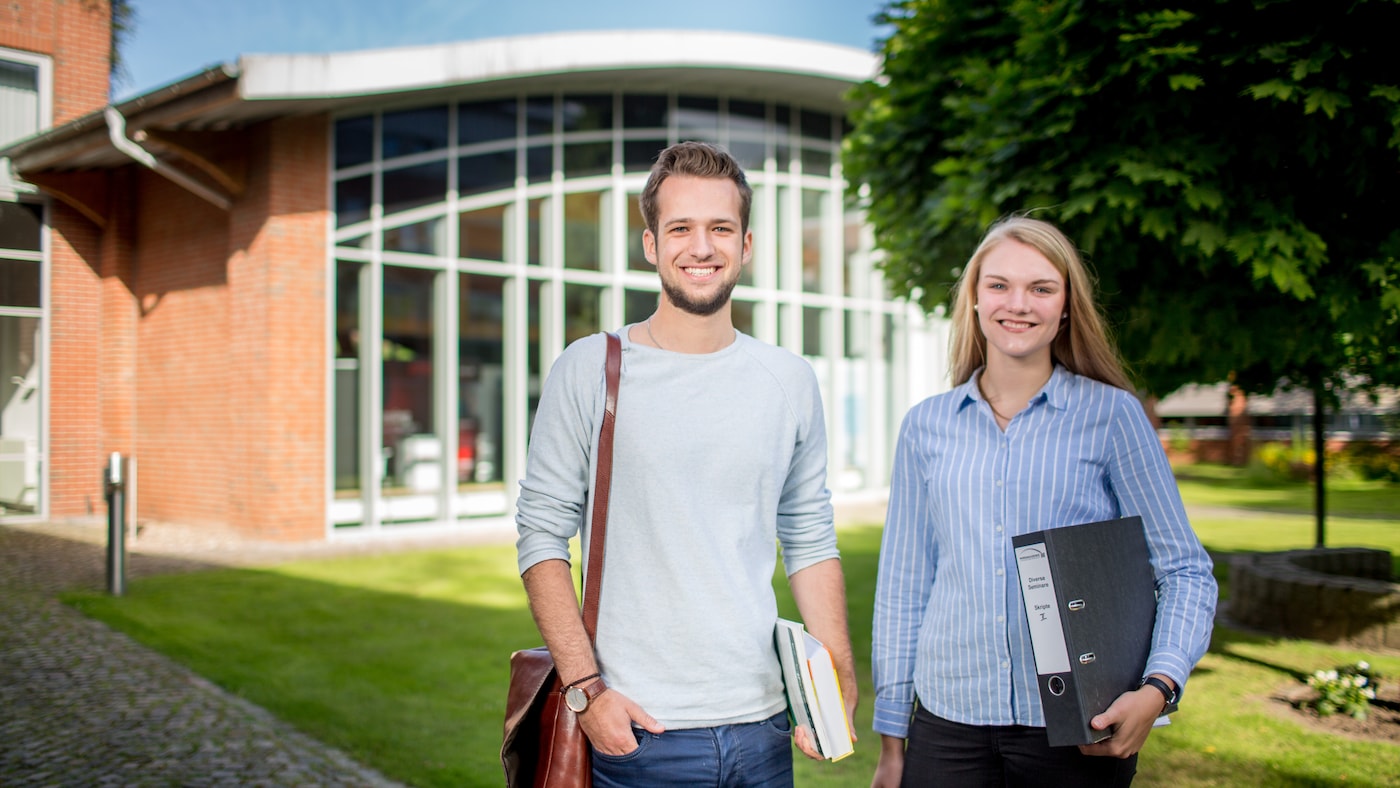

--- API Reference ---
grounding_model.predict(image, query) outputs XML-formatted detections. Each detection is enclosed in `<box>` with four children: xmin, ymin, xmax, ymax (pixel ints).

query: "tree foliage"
<box><xmin>110</xmin><ymin>0</ymin><xmax>136</xmax><ymax>88</ymax></box>
<box><xmin>845</xmin><ymin>0</ymin><xmax>1400</xmax><ymax>398</ymax></box>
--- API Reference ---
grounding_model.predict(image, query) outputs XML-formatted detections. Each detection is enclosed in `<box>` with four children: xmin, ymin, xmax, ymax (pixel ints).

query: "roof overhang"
<box><xmin>3</xmin><ymin>30</ymin><xmax>878</xmax><ymax>174</ymax></box>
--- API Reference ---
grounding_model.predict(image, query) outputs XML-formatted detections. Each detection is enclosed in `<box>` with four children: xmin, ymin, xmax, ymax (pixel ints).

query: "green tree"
<box><xmin>110</xmin><ymin>0</ymin><xmax>136</xmax><ymax>89</ymax></box>
<box><xmin>845</xmin><ymin>0</ymin><xmax>1400</xmax><ymax>544</ymax></box>
<box><xmin>846</xmin><ymin>0</ymin><xmax>1399</xmax><ymax>396</ymax></box>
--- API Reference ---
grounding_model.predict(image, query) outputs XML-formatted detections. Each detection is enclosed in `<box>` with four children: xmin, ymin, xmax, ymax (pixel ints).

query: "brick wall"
<box><xmin>0</xmin><ymin>0</ymin><xmax>111</xmax><ymax>122</ymax></box>
<box><xmin>7</xmin><ymin>1</ymin><xmax>114</xmax><ymax>520</ymax></box>
<box><xmin>133</xmin><ymin>169</ymin><xmax>236</xmax><ymax>529</ymax></box>
<box><xmin>129</xmin><ymin>114</ymin><xmax>331</xmax><ymax>540</ymax></box>
<box><xmin>47</xmin><ymin>201</ymin><xmax>104</xmax><ymax>518</ymax></box>
<box><xmin>225</xmin><ymin>114</ymin><xmax>330</xmax><ymax>540</ymax></box>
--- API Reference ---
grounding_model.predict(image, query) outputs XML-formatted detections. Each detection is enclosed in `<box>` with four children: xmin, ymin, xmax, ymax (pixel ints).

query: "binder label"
<box><xmin>1014</xmin><ymin>542</ymin><xmax>1071</xmax><ymax>675</ymax></box>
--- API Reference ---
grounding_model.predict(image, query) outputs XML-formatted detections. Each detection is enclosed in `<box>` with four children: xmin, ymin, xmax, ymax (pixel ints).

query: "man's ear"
<box><xmin>643</xmin><ymin>228</ymin><xmax>658</xmax><ymax>267</ymax></box>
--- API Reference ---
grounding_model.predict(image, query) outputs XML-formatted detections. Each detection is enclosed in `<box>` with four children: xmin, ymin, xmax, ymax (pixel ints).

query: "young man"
<box><xmin>516</xmin><ymin>141</ymin><xmax>857</xmax><ymax>785</ymax></box>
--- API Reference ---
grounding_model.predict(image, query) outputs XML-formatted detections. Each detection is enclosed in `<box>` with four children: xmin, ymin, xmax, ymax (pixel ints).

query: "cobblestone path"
<box><xmin>0</xmin><ymin>526</ymin><xmax>405</xmax><ymax>787</ymax></box>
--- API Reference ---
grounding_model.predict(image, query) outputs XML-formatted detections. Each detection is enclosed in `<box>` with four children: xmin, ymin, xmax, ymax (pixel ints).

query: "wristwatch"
<box><xmin>563</xmin><ymin>673</ymin><xmax>609</xmax><ymax>714</ymax></box>
<box><xmin>1139</xmin><ymin>676</ymin><xmax>1180</xmax><ymax>714</ymax></box>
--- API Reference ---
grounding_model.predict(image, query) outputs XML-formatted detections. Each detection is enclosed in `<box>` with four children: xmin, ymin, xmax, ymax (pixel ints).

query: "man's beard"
<box><xmin>661</xmin><ymin>274</ymin><xmax>739</xmax><ymax>317</ymax></box>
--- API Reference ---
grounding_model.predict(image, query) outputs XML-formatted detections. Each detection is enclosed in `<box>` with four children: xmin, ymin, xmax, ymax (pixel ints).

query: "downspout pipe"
<box><xmin>104</xmin><ymin>106</ymin><xmax>232</xmax><ymax>211</ymax></box>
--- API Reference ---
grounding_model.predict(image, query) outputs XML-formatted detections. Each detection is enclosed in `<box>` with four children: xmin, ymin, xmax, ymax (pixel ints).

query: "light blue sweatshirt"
<box><xmin>516</xmin><ymin>328</ymin><xmax>839</xmax><ymax>729</ymax></box>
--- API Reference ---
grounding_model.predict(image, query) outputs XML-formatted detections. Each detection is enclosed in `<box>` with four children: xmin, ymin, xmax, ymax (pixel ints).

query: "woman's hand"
<box><xmin>1078</xmin><ymin>682</ymin><xmax>1170</xmax><ymax>759</ymax></box>
<box><xmin>871</xmin><ymin>735</ymin><xmax>906</xmax><ymax>788</ymax></box>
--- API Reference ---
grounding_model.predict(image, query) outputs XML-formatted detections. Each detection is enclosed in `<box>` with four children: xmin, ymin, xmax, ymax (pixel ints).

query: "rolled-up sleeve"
<box><xmin>775</xmin><ymin>365</ymin><xmax>839</xmax><ymax>575</ymax></box>
<box><xmin>515</xmin><ymin>335</ymin><xmax>606</xmax><ymax>575</ymax></box>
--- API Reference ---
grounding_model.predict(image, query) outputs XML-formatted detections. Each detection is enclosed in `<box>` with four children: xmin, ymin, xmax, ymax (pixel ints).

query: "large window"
<box><xmin>0</xmin><ymin>49</ymin><xmax>49</xmax><ymax>148</ymax></box>
<box><xmin>329</xmin><ymin>89</ymin><xmax>912</xmax><ymax>532</ymax></box>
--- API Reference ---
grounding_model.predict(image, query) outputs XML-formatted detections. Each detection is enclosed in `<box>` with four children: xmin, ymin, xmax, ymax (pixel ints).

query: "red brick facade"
<box><xmin>0</xmin><ymin>0</ymin><xmax>110</xmax><ymax>123</ymax></box>
<box><xmin>8</xmin><ymin>0</ymin><xmax>333</xmax><ymax>540</ymax></box>
<box><xmin>118</xmin><ymin>119</ymin><xmax>331</xmax><ymax>540</ymax></box>
<box><xmin>6</xmin><ymin>0</ymin><xmax>113</xmax><ymax>518</ymax></box>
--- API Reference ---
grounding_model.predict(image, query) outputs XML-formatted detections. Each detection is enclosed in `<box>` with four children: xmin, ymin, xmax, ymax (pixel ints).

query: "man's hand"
<box><xmin>576</xmin><ymin>688</ymin><xmax>665</xmax><ymax>756</ymax></box>
<box><xmin>1078</xmin><ymin>682</ymin><xmax>1169</xmax><ymax>759</ymax></box>
<box><xmin>794</xmin><ymin>725</ymin><xmax>823</xmax><ymax>761</ymax></box>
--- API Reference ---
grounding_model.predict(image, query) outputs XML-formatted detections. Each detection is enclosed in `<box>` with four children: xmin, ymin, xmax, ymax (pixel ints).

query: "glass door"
<box><xmin>0</xmin><ymin>200</ymin><xmax>43</xmax><ymax>518</ymax></box>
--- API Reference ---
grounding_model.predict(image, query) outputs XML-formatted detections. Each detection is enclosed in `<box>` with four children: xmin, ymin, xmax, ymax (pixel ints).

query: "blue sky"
<box><xmin>116</xmin><ymin>0</ymin><xmax>892</xmax><ymax>99</ymax></box>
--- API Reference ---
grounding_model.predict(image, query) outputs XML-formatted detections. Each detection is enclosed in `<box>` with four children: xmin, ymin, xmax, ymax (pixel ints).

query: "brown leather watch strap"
<box><xmin>580</xmin><ymin>332</ymin><xmax>620</xmax><ymax>644</ymax></box>
<box><xmin>577</xmin><ymin>676</ymin><xmax>609</xmax><ymax>702</ymax></box>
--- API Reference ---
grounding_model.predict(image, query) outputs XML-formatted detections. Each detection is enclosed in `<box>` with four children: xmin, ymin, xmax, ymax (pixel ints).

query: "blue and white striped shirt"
<box><xmin>872</xmin><ymin>365</ymin><xmax>1217</xmax><ymax>738</ymax></box>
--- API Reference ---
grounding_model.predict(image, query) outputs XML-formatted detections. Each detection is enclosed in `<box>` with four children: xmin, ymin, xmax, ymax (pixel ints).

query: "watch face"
<box><xmin>565</xmin><ymin>686</ymin><xmax>588</xmax><ymax>713</ymax></box>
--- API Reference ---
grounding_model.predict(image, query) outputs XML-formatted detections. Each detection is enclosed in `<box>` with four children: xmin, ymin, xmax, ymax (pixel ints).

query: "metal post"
<box><xmin>106</xmin><ymin>452</ymin><xmax>126</xmax><ymax>596</ymax></box>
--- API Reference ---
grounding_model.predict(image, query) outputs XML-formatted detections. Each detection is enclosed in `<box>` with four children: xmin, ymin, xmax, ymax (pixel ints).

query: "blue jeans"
<box><xmin>591</xmin><ymin>711</ymin><xmax>794</xmax><ymax>787</ymax></box>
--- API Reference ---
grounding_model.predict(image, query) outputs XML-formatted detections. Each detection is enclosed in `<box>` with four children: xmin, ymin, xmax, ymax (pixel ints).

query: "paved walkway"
<box><xmin>0</xmin><ymin>521</ymin><xmax>480</xmax><ymax>787</ymax></box>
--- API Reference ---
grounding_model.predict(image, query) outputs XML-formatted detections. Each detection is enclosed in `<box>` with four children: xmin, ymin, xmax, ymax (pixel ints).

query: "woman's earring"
<box><xmin>1062</xmin><ymin>312</ymin><xmax>1068</xmax><ymax>320</ymax></box>
<box><xmin>973</xmin><ymin>304</ymin><xmax>979</xmax><ymax>312</ymax></box>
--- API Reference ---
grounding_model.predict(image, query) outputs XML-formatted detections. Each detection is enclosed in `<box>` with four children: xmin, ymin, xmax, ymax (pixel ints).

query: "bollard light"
<box><xmin>106</xmin><ymin>452</ymin><xmax>126</xmax><ymax>596</ymax></box>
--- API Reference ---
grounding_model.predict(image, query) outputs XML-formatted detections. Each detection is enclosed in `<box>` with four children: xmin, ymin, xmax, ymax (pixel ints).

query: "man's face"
<box><xmin>643</xmin><ymin>175</ymin><xmax>752</xmax><ymax>316</ymax></box>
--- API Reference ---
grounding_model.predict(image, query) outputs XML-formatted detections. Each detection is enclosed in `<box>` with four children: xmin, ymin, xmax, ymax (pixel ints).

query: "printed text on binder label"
<box><xmin>1014</xmin><ymin>543</ymin><xmax>1071</xmax><ymax>675</ymax></box>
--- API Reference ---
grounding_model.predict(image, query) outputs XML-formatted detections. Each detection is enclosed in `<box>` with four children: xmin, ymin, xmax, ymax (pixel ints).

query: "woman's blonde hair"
<box><xmin>948</xmin><ymin>216</ymin><xmax>1134</xmax><ymax>391</ymax></box>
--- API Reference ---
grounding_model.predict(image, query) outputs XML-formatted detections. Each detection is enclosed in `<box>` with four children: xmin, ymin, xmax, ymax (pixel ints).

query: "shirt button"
<box><xmin>1001</xmin><ymin>661</ymin><xmax>1010</xmax><ymax>669</ymax></box>
<box><xmin>995</xmin><ymin>479</ymin><xmax>1004</xmax><ymax>487</ymax></box>
<box><xmin>995</xmin><ymin>568</ymin><xmax>1005</xmax><ymax>576</ymax></box>
<box><xmin>996</xmin><ymin>524</ymin><xmax>1003</xmax><ymax>532</ymax></box>
<box><xmin>996</xmin><ymin>615</ymin><xmax>1005</xmax><ymax>623</ymax></box>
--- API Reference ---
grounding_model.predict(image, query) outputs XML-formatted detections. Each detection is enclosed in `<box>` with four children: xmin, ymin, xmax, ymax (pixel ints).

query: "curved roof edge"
<box><xmin>238</xmin><ymin>29</ymin><xmax>879</xmax><ymax>100</ymax></box>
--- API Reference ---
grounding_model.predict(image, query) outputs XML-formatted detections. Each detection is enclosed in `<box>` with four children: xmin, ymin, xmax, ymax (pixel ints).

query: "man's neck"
<box><xmin>646</xmin><ymin>303</ymin><xmax>736</xmax><ymax>354</ymax></box>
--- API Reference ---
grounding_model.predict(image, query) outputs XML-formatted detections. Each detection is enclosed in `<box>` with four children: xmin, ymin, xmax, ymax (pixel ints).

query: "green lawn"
<box><xmin>65</xmin><ymin>466</ymin><xmax>1400</xmax><ymax>786</ymax></box>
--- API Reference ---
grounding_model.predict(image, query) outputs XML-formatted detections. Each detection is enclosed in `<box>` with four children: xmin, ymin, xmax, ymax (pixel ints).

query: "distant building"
<box><xmin>1154</xmin><ymin>382</ymin><xmax>1396</xmax><ymax>464</ymax></box>
<box><xmin>1</xmin><ymin>11</ymin><xmax>949</xmax><ymax>540</ymax></box>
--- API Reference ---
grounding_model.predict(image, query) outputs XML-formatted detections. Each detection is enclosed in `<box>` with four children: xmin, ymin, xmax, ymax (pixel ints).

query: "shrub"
<box><xmin>1306</xmin><ymin>661</ymin><xmax>1380</xmax><ymax>720</ymax></box>
<box><xmin>1337</xmin><ymin>442</ymin><xmax>1400</xmax><ymax>482</ymax></box>
<box><xmin>1251</xmin><ymin>441</ymin><xmax>1317</xmax><ymax>482</ymax></box>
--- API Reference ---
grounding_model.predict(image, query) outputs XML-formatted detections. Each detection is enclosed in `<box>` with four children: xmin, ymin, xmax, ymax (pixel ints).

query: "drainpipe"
<box><xmin>104</xmin><ymin>106</ymin><xmax>232</xmax><ymax>211</ymax></box>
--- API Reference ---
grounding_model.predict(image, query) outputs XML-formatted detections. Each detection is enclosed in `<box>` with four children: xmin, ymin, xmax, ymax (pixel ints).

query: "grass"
<box><xmin>1174</xmin><ymin>462</ymin><xmax>1400</xmax><ymax>520</ymax></box>
<box><xmin>64</xmin><ymin>465</ymin><xmax>1400</xmax><ymax>787</ymax></box>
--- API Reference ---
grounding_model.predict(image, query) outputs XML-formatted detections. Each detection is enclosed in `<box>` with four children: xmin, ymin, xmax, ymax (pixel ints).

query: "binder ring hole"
<box><xmin>1047</xmin><ymin>676</ymin><xmax>1066</xmax><ymax>696</ymax></box>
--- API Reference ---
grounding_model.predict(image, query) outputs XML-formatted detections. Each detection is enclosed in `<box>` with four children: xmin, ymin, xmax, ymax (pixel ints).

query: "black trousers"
<box><xmin>902</xmin><ymin>705</ymin><xmax>1137</xmax><ymax>788</ymax></box>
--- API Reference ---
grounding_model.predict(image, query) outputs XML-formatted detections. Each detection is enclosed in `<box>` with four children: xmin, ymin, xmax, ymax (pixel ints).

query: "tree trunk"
<box><xmin>1313</xmin><ymin>385</ymin><xmax>1327</xmax><ymax>548</ymax></box>
<box><xmin>1227</xmin><ymin>385</ymin><xmax>1251</xmax><ymax>466</ymax></box>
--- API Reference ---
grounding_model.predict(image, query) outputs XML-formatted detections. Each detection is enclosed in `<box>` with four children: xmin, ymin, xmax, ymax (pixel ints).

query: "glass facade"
<box><xmin>330</xmin><ymin>90</ymin><xmax>919</xmax><ymax>531</ymax></box>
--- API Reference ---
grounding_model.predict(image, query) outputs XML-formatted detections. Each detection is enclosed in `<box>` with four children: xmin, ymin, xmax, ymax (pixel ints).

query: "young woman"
<box><xmin>871</xmin><ymin>217</ymin><xmax>1217</xmax><ymax>787</ymax></box>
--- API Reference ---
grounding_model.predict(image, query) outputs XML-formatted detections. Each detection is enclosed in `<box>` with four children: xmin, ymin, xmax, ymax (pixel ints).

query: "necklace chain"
<box><xmin>979</xmin><ymin>381</ymin><xmax>1020</xmax><ymax>422</ymax></box>
<box><xmin>645</xmin><ymin>316</ymin><xmax>665</xmax><ymax>351</ymax></box>
<box><xmin>987</xmin><ymin>400</ymin><xmax>1017</xmax><ymax>422</ymax></box>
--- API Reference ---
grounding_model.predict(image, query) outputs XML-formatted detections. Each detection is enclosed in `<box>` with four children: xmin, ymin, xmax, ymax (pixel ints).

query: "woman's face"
<box><xmin>974</xmin><ymin>239</ymin><xmax>1067</xmax><ymax>366</ymax></box>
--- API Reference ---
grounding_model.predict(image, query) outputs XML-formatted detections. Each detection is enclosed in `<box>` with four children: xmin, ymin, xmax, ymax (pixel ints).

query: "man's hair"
<box><xmin>948</xmin><ymin>215</ymin><xmax>1135</xmax><ymax>392</ymax></box>
<box><xmin>638</xmin><ymin>141</ymin><xmax>753</xmax><ymax>236</ymax></box>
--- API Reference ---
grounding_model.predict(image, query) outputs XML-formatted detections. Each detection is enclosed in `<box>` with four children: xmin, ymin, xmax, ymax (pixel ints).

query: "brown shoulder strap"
<box><xmin>581</xmin><ymin>332</ymin><xmax>620</xmax><ymax>643</ymax></box>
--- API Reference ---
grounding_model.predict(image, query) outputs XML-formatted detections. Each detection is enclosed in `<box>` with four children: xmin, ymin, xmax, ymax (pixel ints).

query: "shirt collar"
<box><xmin>956</xmin><ymin>364</ymin><xmax>1073</xmax><ymax>413</ymax></box>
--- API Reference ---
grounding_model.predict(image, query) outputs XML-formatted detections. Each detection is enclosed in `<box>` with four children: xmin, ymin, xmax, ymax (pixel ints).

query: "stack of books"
<box><xmin>775</xmin><ymin>617</ymin><xmax>855</xmax><ymax>761</ymax></box>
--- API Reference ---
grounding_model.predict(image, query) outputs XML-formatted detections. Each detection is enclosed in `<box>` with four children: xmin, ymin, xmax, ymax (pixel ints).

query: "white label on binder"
<box><xmin>1015</xmin><ymin>543</ymin><xmax>1071</xmax><ymax>675</ymax></box>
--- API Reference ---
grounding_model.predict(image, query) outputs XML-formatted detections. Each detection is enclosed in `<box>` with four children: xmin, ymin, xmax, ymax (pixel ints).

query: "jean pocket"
<box><xmin>591</xmin><ymin>726</ymin><xmax>651</xmax><ymax>763</ymax></box>
<box><xmin>762</xmin><ymin>711</ymin><xmax>794</xmax><ymax>740</ymax></box>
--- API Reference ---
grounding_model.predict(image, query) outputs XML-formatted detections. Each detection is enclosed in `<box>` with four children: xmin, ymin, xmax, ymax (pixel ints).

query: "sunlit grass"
<box><xmin>65</xmin><ymin>466</ymin><xmax>1399</xmax><ymax>786</ymax></box>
